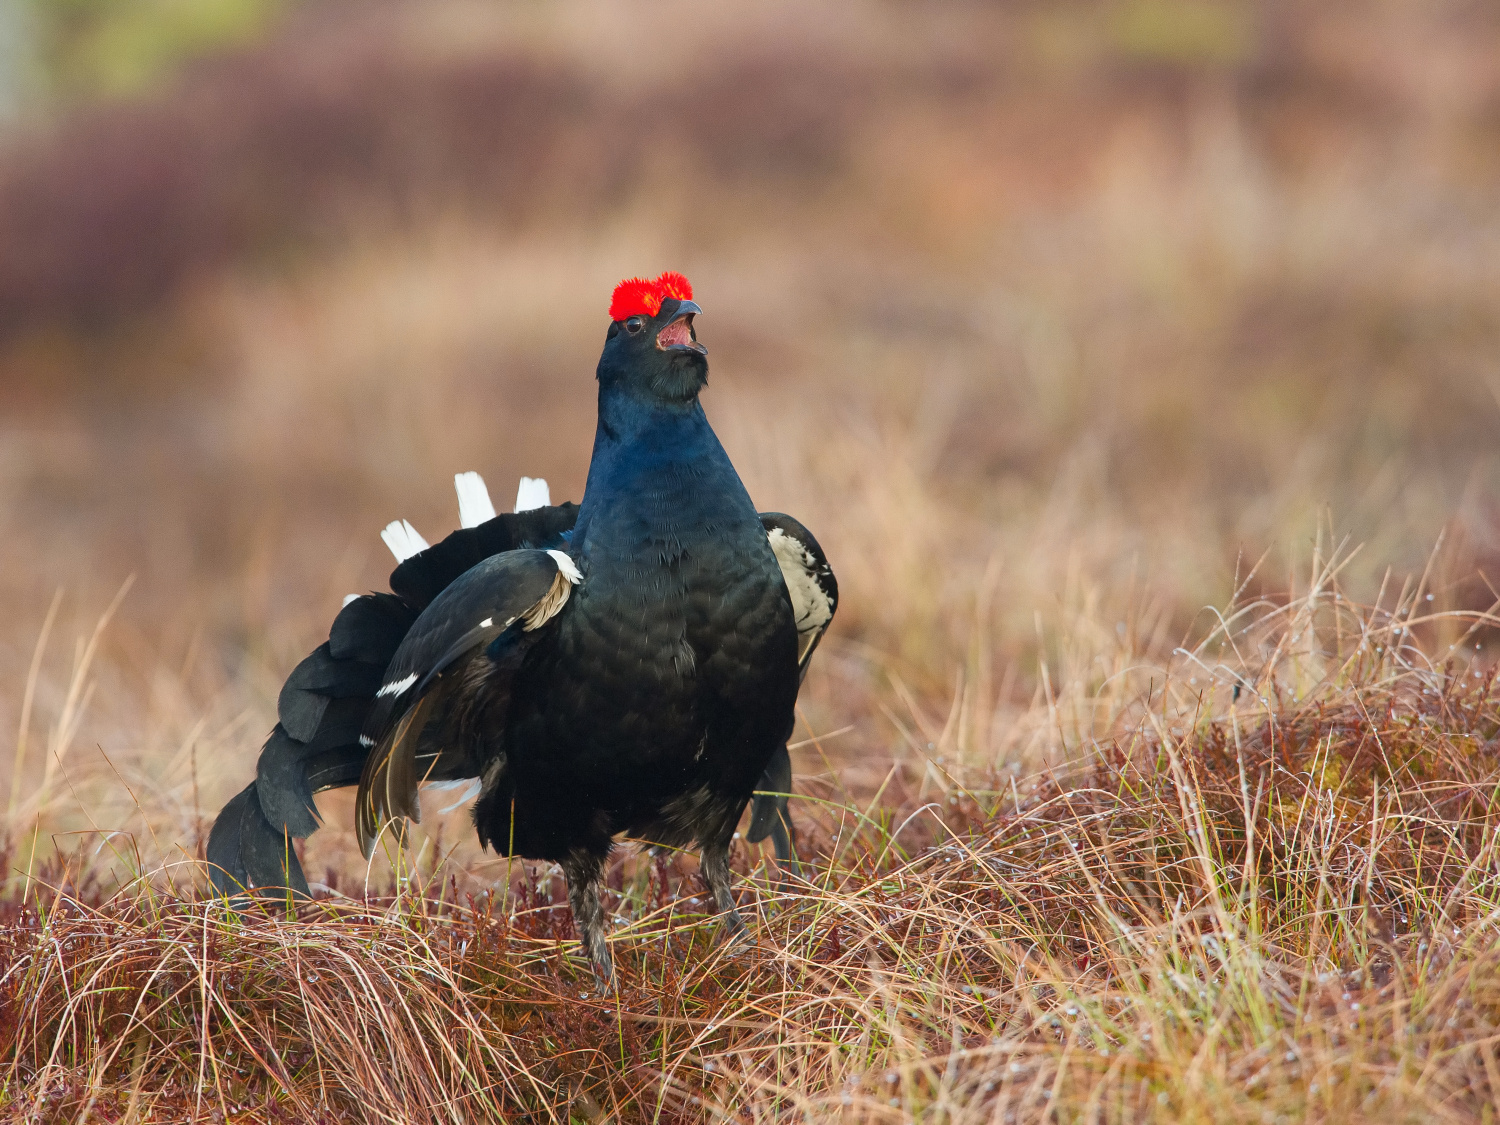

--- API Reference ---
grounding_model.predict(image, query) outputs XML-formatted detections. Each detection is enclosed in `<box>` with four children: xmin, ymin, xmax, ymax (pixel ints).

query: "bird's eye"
<box><xmin>625</xmin><ymin>316</ymin><xmax>645</xmax><ymax>334</ymax></box>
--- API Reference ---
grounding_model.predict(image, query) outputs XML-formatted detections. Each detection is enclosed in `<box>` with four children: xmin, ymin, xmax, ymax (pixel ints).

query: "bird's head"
<box><xmin>597</xmin><ymin>271</ymin><xmax>707</xmax><ymax>405</ymax></box>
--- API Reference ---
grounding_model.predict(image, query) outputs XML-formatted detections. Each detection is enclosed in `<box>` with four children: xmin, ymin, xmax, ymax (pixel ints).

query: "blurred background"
<box><xmin>2</xmin><ymin>0</ymin><xmax>1499</xmax><ymax>882</ymax></box>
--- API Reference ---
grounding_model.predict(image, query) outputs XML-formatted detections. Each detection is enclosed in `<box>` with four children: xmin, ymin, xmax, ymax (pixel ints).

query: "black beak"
<box><xmin>656</xmin><ymin>300</ymin><xmax>706</xmax><ymax>354</ymax></box>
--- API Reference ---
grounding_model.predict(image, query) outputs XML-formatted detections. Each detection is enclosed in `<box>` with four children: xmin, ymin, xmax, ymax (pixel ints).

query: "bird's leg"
<box><xmin>769</xmin><ymin>805</ymin><xmax>804</xmax><ymax>884</ymax></box>
<box><xmin>700</xmin><ymin>838</ymin><xmax>749</xmax><ymax>946</ymax></box>
<box><xmin>561</xmin><ymin>848</ymin><xmax>614</xmax><ymax>991</ymax></box>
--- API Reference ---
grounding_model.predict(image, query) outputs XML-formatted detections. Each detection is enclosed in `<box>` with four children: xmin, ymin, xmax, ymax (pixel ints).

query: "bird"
<box><xmin>207</xmin><ymin>271</ymin><xmax>838</xmax><ymax>987</ymax></box>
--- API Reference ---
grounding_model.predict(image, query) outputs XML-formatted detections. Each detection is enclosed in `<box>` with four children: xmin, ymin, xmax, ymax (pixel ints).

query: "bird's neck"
<box><xmin>572</xmin><ymin>386</ymin><xmax>751</xmax><ymax>550</ymax></box>
<box><xmin>592</xmin><ymin>382</ymin><xmax>709</xmax><ymax>447</ymax></box>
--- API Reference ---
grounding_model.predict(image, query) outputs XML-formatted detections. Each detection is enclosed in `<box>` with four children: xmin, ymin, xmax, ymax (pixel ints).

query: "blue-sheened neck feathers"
<box><xmin>573</xmin><ymin>295</ymin><xmax>751</xmax><ymax>555</ymax></box>
<box><xmin>573</xmin><ymin>387</ymin><xmax>751</xmax><ymax>554</ymax></box>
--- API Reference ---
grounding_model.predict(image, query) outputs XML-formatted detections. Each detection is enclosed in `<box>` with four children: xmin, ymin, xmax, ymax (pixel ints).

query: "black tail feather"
<box><xmin>390</xmin><ymin>503</ymin><xmax>578</xmax><ymax>608</ymax></box>
<box><xmin>275</xmin><ymin>665</ymin><xmax>330</xmax><ymax>743</ymax></box>
<box><xmin>206</xmin><ymin>781</ymin><xmax>310</xmax><ymax>898</ymax></box>
<box><xmin>209</xmin><ymin>504</ymin><xmax>581</xmax><ymax>893</ymax></box>
<box><xmin>329</xmin><ymin>591</ymin><xmax>418</xmax><ymax>662</ymax></box>
<box><xmin>278</xmin><ymin>640</ymin><xmax>388</xmax><ymax>725</ymax></box>
<box><xmin>254</xmin><ymin>725</ymin><xmax>321</xmax><ymax>837</ymax></box>
<box><xmin>206</xmin><ymin>783</ymin><xmax>252</xmax><ymax>894</ymax></box>
<box><xmin>258</xmin><ymin>599</ymin><xmax>424</xmax><ymax>836</ymax></box>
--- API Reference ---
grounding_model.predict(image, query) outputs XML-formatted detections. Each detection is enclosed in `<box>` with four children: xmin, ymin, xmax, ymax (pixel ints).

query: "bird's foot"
<box><xmin>563</xmin><ymin>848</ymin><xmax>616</xmax><ymax>995</ymax></box>
<box><xmin>719</xmin><ymin>908</ymin><xmax>755</xmax><ymax>953</ymax></box>
<box><xmin>589</xmin><ymin>960</ymin><xmax>617</xmax><ymax>996</ymax></box>
<box><xmin>769</xmin><ymin>857</ymin><xmax>805</xmax><ymax>891</ymax></box>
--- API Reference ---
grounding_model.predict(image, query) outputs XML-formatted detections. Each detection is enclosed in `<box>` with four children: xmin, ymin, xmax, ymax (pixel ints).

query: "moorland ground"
<box><xmin>5</xmin><ymin>2</ymin><xmax>1500</xmax><ymax>1120</ymax></box>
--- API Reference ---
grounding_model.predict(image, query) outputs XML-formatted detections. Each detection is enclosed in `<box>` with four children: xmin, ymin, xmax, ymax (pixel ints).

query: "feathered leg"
<box><xmin>700</xmin><ymin>835</ymin><xmax>749</xmax><ymax>945</ymax></box>
<box><xmin>767</xmin><ymin>807</ymin><xmax>803</xmax><ymax>881</ymax></box>
<box><xmin>562</xmin><ymin>848</ymin><xmax>614</xmax><ymax>991</ymax></box>
<box><xmin>747</xmin><ymin>744</ymin><xmax>801</xmax><ymax>884</ymax></box>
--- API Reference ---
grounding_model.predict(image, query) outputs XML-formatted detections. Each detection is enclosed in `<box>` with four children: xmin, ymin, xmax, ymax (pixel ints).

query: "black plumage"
<box><xmin>208</xmin><ymin>508</ymin><xmax>577</xmax><ymax>892</ymax></box>
<box><xmin>207</xmin><ymin>278</ymin><xmax>837</xmax><ymax>987</ymax></box>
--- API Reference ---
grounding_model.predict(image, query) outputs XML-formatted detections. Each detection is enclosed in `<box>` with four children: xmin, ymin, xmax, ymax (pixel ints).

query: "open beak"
<box><xmin>656</xmin><ymin>300</ymin><xmax>706</xmax><ymax>354</ymax></box>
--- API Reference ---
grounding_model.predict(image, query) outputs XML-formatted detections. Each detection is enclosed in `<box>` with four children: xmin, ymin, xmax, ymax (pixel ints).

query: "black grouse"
<box><xmin>207</xmin><ymin>271</ymin><xmax>838</xmax><ymax>986</ymax></box>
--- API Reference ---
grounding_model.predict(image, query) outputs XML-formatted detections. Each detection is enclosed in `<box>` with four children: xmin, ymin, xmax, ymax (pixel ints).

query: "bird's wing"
<box><xmin>748</xmin><ymin>513</ymin><xmax>839</xmax><ymax>860</ymax></box>
<box><xmin>354</xmin><ymin>547</ymin><xmax>582</xmax><ymax>858</ymax></box>
<box><xmin>207</xmin><ymin>491</ymin><xmax>579</xmax><ymax>898</ymax></box>
<box><xmin>760</xmin><ymin>513</ymin><xmax>839</xmax><ymax>678</ymax></box>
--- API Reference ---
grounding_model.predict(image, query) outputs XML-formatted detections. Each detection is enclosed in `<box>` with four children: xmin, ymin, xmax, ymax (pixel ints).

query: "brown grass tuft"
<box><xmin>7</xmin><ymin>553</ymin><xmax>1500</xmax><ymax>1122</ymax></box>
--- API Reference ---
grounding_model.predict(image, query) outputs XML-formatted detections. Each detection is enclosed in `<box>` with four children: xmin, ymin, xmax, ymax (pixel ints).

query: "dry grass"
<box><xmin>8</xmin><ymin>549</ymin><xmax>1500</xmax><ymax>1122</ymax></box>
<box><xmin>4</xmin><ymin>0</ymin><xmax>1500</xmax><ymax>1120</ymax></box>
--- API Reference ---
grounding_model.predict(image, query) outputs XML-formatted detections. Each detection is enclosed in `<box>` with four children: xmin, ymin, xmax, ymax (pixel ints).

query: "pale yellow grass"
<box><xmin>7</xmin><ymin>539</ymin><xmax>1500</xmax><ymax>1122</ymax></box>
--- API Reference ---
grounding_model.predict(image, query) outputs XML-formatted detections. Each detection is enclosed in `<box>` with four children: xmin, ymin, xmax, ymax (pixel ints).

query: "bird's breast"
<box><xmin>515</xmin><ymin>476</ymin><xmax>795</xmax><ymax>785</ymax></box>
